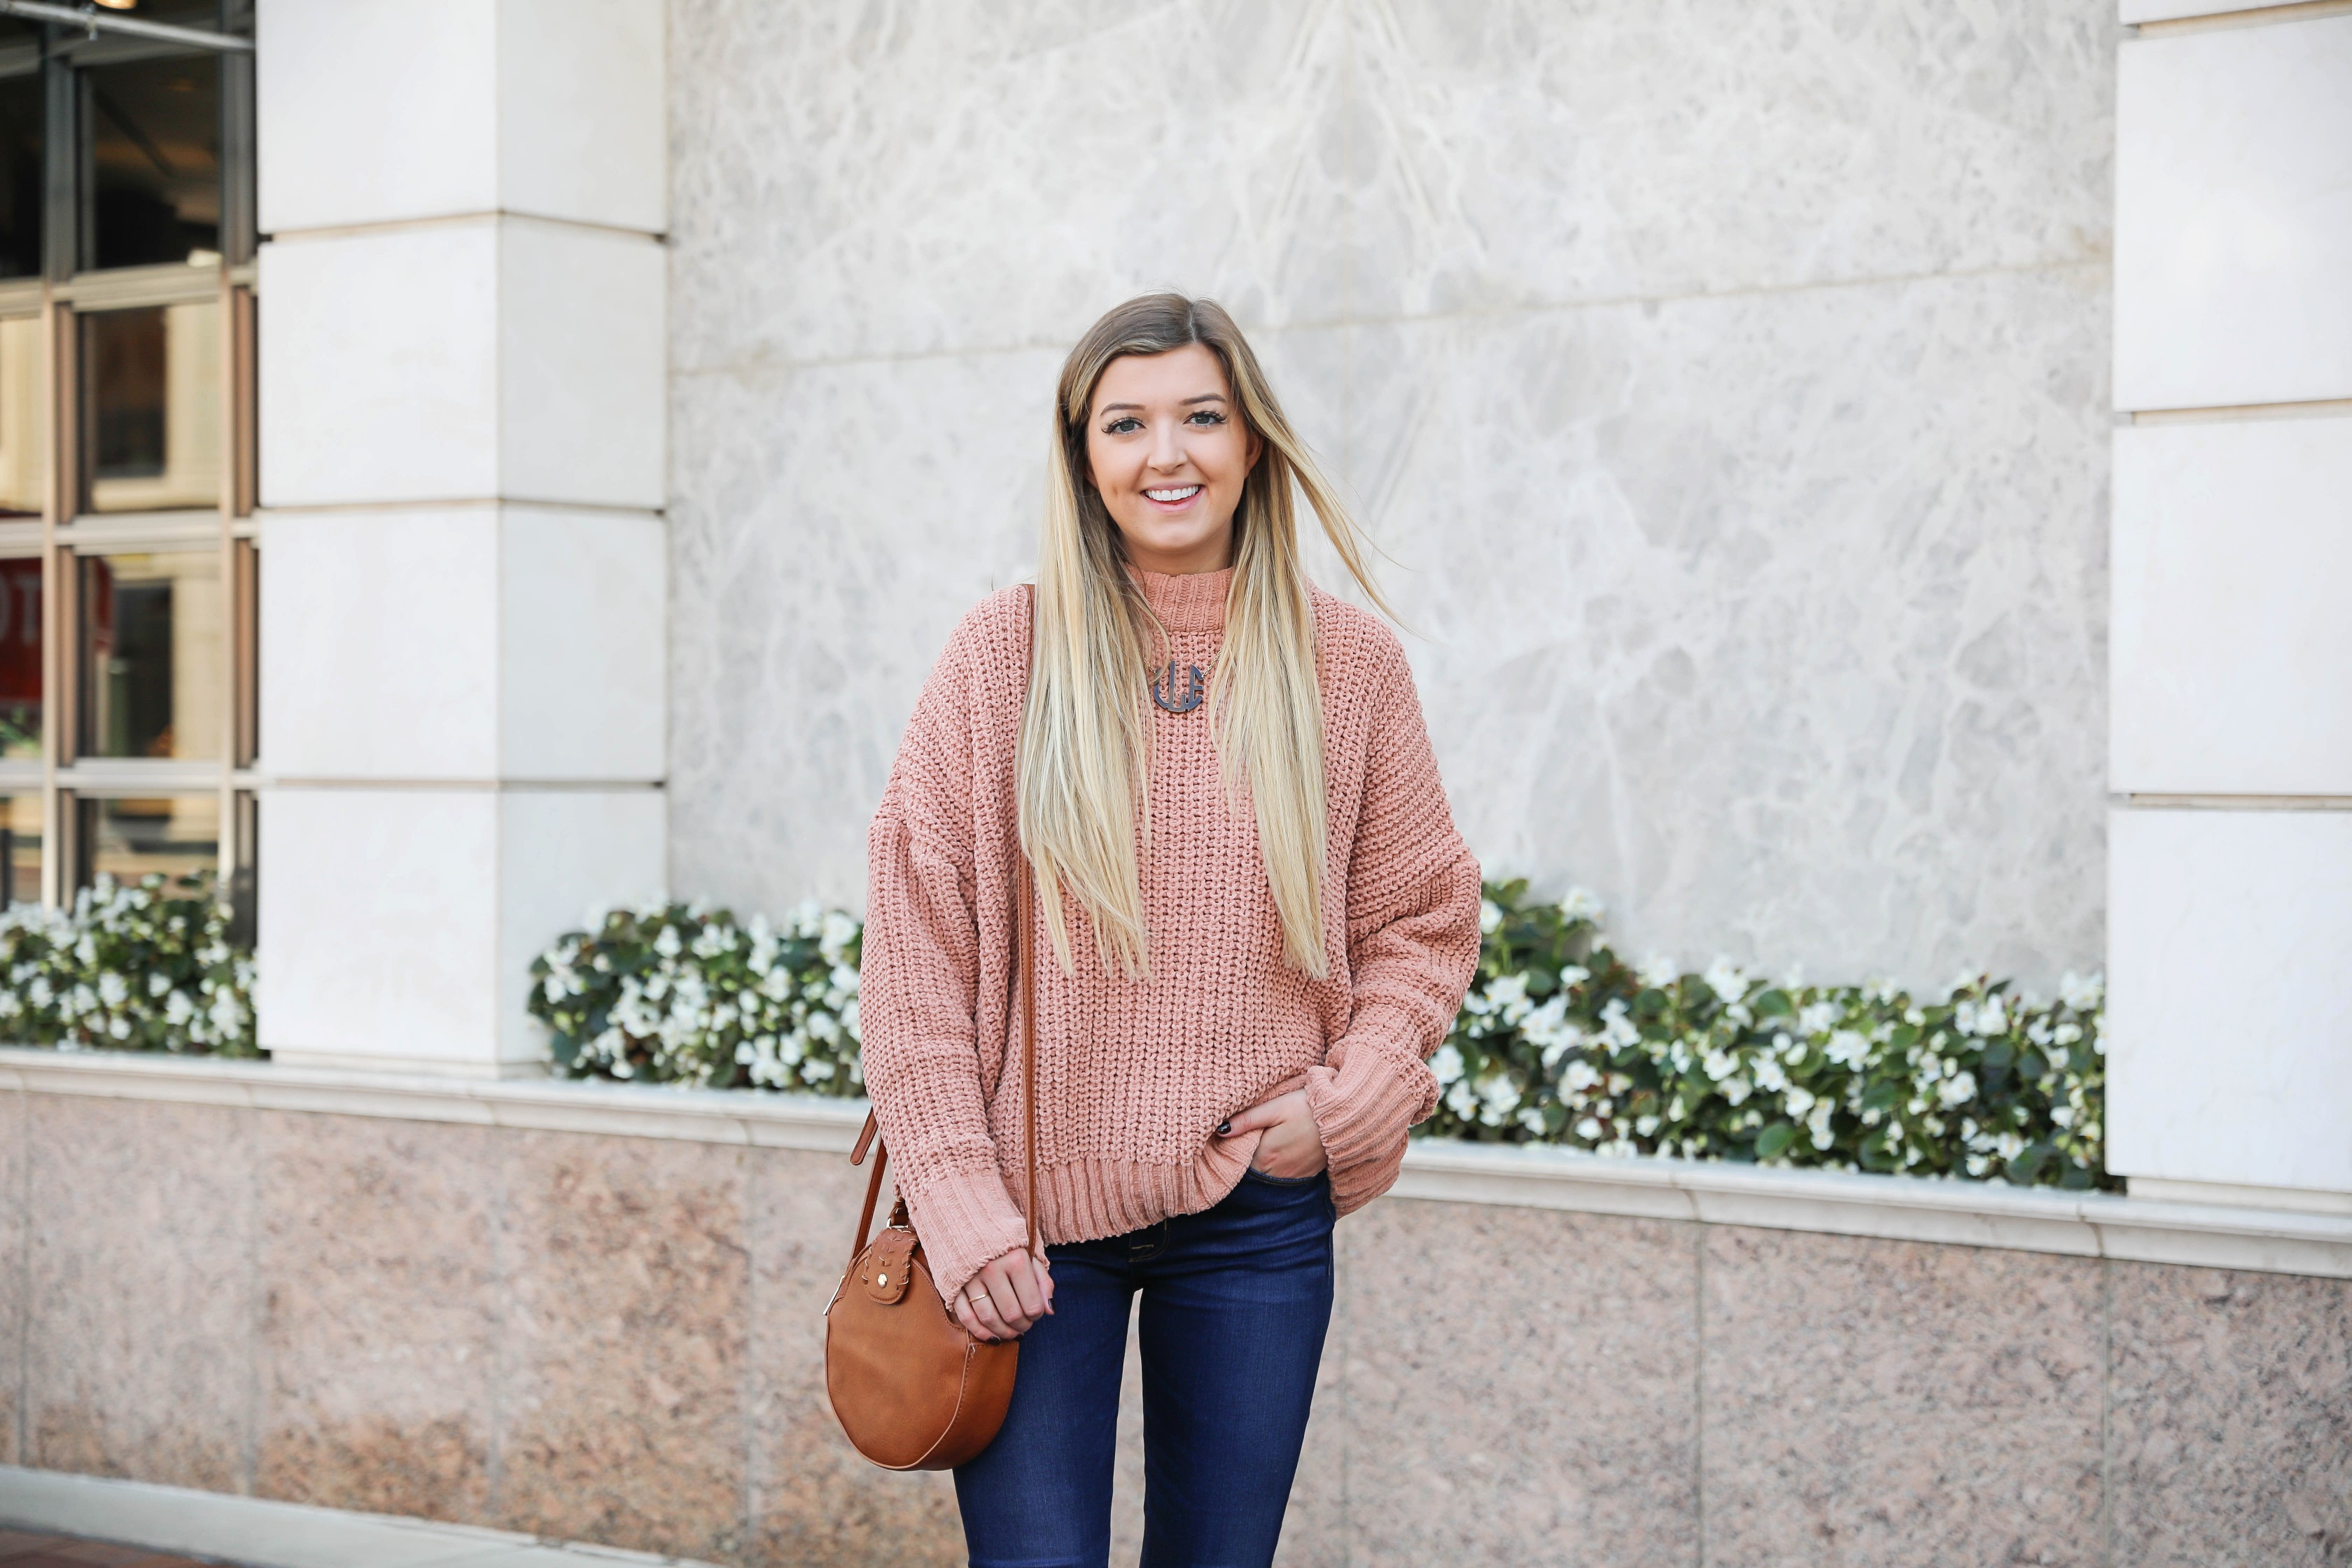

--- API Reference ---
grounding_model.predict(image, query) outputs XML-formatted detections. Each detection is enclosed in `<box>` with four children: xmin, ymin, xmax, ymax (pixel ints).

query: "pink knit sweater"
<box><xmin>860</xmin><ymin>568</ymin><xmax>1482</xmax><ymax>1303</ymax></box>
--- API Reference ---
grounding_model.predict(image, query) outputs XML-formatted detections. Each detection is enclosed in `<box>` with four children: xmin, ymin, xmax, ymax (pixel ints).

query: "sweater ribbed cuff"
<box><xmin>902</xmin><ymin>1161</ymin><xmax>1033</xmax><ymax>1306</ymax></box>
<box><xmin>1303</xmin><ymin>1015</ymin><xmax>1435</xmax><ymax>1182</ymax></box>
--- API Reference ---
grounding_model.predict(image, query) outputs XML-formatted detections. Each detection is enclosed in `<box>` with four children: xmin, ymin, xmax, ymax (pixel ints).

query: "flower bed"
<box><xmin>530</xmin><ymin>883</ymin><xmax>2108</xmax><ymax>1190</ymax></box>
<box><xmin>0</xmin><ymin>874</ymin><xmax>256</xmax><ymax>1055</ymax></box>
<box><xmin>530</xmin><ymin>900</ymin><xmax>865</xmax><ymax>1093</ymax></box>
<box><xmin>1438</xmin><ymin>881</ymin><xmax>2108</xmax><ymax>1189</ymax></box>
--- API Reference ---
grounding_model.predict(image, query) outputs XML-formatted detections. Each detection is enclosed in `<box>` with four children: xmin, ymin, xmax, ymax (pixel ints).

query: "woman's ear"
<box><xmin>1245</xmin><ymin>426</ymin><xmax>1264</xmax><ymax>472</ymax></box>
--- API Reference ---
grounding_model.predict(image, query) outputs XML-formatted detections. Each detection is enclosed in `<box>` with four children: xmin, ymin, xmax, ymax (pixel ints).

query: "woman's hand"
<box><xmin>951</xmin><ymin>1247</ymin><xmax>1054</xmax><ymax>1343</ymax></box>
<box><xmin>1217</xmin><ymin>1088</ymin><xmax>1328</xmax><ymax>1179</ymax></box>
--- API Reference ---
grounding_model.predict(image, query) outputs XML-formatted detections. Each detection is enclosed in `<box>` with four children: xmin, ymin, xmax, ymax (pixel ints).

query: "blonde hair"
<box><xmin>1018</xmin><ymin>294</ymin><xmax>1391</xmax><ymax>979</ymax></box>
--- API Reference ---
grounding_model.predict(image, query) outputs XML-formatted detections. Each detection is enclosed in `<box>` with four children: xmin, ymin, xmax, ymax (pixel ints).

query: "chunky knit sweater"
<box><xmin>860</xmin><ymin>567</ymin><xmax>1482</xmax><ymax>1304</ymax></box>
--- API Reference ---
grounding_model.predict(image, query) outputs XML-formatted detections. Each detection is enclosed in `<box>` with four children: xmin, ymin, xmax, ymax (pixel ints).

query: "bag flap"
<box><xmin>858</xmin><ymin>1228</ymin><xmax>919</xmax><ymax>1304</ymax></box>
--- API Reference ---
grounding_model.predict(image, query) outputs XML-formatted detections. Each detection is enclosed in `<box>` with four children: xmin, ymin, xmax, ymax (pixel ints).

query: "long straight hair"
<box><xmin>1018</xmin><ymin>294</ymin><xmax>1391</xmax><ymax>980</ymax></box>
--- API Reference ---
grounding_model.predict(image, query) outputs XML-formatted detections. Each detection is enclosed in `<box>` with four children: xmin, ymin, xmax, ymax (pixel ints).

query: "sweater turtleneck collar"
<box><xmin>1133</xmin><ymin>566</ymin><xmax>1232</xmax><ymax>634</ymax></box>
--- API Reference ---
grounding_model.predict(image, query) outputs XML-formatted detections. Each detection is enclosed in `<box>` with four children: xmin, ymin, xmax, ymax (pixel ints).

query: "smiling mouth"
<box><xmin>1144</xmin><ymin>485</ymin><xmax>1203</xmax><ymax>505</ymax></box>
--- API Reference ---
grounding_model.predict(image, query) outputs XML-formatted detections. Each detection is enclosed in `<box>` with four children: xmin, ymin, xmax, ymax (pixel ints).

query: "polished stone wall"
<box><xmin>11</xmin><ymin>1092</ymin><xmax>2347</xmax><ymax>1566</ymax></box>
<box><xmin>665</xmin><ymin>0</ymin><xmax>2117</xmax><ymax>990</ymax></box>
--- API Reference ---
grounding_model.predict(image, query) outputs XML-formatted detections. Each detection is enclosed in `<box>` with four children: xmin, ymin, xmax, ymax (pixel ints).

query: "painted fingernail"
<box><xmin>1217</xmin><ymin>1120</ymin><xmax>1231</xmax><ymax>1135</ymax></box>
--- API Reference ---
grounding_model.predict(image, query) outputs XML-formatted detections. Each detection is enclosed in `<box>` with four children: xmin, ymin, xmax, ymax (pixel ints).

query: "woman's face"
<box><xmin>1084</xmin><ymin>343</ymin><xmax>1261</xmax><ymax>576</ymax></box>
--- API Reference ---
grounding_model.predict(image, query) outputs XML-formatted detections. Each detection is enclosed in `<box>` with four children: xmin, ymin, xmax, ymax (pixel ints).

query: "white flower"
<box><xmin>1559</xmin><ymin>886</ymin><xmax>1604</xmax><ymax>923</ymax></box>
<box><xmin>98</xmin><ymin>972</ymin><xmax>129</xmax><ymax>1007</ymax></box>
<box><xmin>1561</xmin><ymin>1060</ymin><xmax>1601</xmax><ymax>1093</ymax></box>
<box><xmin>820</xmin><ymin>911</ymin><xmax>858</xmax><ymax>965</ymax></box>
<box><xmin>1784</xmin><ymin>1086</ymin><xmax>1816</xmax><ymax>1117</ymax></box>
<box><xmin>1637</xmin><ymin>955</ymin><xmax>1680</xmax><ymax>989</ymax></box>
<box><xmin>1937</xmin><ymin>1071</ymin><xmax>1977</xmax><ymax>1108</ymax></box>
<box><xmin>1825</xmin><ymin>1029</ymin><xmax>1870</xmax><ymax>1070</ymax></box>
<box><xmin>1798</xmin><ymin>1000</ymin><xmax>1840</xmax><ymax>1038</ymax></box>
<box><xmin>1428</xmin><ymin>1044</ymin><xmax>1464</xmax><ymax>1086</ymax></box>
<box><xmin>1721</xmin><ymin>1076</ymin><xmax>1753</xmax><ymax>1107</ymax></box>
<box><xmin>1557</xmin><ymin>964</ymin><xmax>1590</xmax><ymax>990</ymax></box>
<box><xmin>653</xmin><ymin>925</ymin><xmax>683</xmax><ymax>958</ymax></box>
<box><xmin>1753</xmin><ymin>1056</ymin><xmax>1788</xmax><ymax>1094</ymax></box>
<box><xmin>1574</xmin><ymin>1116</ymin><xmax>1603</xmax><ymax>1140</ymax></box>
<box><xmin>1478</xmin><ymin>899</ymin><xmax>1503</xmax><ymax>934</ymax></box>
<box><xmin>2059</xmin><ymin>970</ymin><xmax>2104</xmax><ymax>1011</ymax></box>
<box><xmin>1702</xmin><ymin>958</ymin><xmax>1749</xmax><ymax>1004</ymax></box>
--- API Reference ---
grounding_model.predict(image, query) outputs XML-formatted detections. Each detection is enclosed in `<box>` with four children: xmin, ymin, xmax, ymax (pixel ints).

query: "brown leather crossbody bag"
<box><xmin>824</xmin><ymin>592</ymin><xmax>1042</xmax><ymax>1472</ymax></box>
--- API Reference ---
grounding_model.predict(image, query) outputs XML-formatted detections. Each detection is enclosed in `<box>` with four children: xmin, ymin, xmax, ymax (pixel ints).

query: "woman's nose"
<box><xmin>1149</xmin><ymin>422</ymin><xmax>1184</xmax><ymax>470</ymax></box>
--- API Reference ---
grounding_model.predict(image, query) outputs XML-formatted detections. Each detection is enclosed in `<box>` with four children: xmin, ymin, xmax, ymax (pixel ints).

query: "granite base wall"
<box><xmin>7</xmin><ymin>1091</ymin><xmax>2347</xmax><ymax>1566</ymax></box>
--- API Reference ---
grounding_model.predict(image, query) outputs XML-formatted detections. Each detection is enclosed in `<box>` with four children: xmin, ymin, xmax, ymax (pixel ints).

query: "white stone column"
<box><xmin>251</xmin><ymin>0</ymin><xmax>667</xmax><ymax>1076</ymax></box>
<box><xmin>2106</xmin><ymin>1</ymin><xmax>2352</xmax><ymax>1208</ymax></box>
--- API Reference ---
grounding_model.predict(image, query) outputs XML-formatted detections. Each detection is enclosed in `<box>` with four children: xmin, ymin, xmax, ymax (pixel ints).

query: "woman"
<box><xmin>860</xmin><ymin>293</ymin><xmax>1480</xmax><ymax>1568</ymax></box>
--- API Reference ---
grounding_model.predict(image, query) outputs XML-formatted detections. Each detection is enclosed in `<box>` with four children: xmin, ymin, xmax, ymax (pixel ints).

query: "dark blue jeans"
<box><xmin>953</xmin><ymin>1166</ymin><xmax>1337</xmax><ymax>1568</ymax></box>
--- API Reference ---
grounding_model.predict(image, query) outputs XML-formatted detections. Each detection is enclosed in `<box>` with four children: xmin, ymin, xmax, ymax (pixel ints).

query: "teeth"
<box><xmin>1146</xmin><ymin>485</ymin><xmax>1202</xmax><ymax>503</ymax></box>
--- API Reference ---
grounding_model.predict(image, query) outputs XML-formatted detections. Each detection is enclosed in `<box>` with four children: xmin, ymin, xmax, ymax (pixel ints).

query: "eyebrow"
<box><xmin>1097</xmin><ymin>393</ymin><xmax>1231</xmax><ymax>414</ymax></box>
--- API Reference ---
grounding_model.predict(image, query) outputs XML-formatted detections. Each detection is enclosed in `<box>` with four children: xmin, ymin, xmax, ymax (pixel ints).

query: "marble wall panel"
<box><xmin>667</xmin><ymin>348</ymin><xmax>1058</xmax><ymax>914</ymax></box>
<box><xmin>1345</xmin><ymin>0</ymin><xmax>2114</xmax><ymax>318</ymax></box>
<box><xmin>667</xmin><ymin>0</ymin><xmax>1350</xmax><ymax>370</ymax></box>
<box><xmin>251</xmin><ymin>1112</ymin><xmax>500</xmax><ymax>1522</ymax></box>
<box><xmin>748</xmin><ymin>1147</ymin><xmax>963</xmax><ymax>1567</ymax></box>
<box><xmin>496</xmin><ymin>1131</ymin><xmax>750</xmax><ymax>1562</ymax></box>
<box><xmin>1335</xmin><ymin>1198</ymin><xmax>1699</xmax><ymax>1567</ymax></box>
<box><xmin>2108</xmin><ymin>1263</ymin><xmax>2352</xmax><ymax>1566</ymax></box>
<box><xmin>666</xmin><ymin>0</ymin><xmax>2116</xmax><ymax>990</ymax></box>
<box><xmin>22</xmin><ymin>1098</ymin><xmax>255</xmax><ymax>1492</ymax></box>
<box><xmin>1345</xmin><ymin>268</ymin><xmax>2110</xmax><ymax>989</ymax></box>
<box><xmin>1702</xmin><ymin>1226</ymin><xmax>2104</xmax><ymax>1567</ymax></box>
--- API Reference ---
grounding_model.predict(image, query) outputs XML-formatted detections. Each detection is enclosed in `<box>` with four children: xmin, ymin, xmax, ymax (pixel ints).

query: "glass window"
<box><xmin>78</xmin><ymin>549</ymin><xmax>223</xmax><ymax>760</ymax></box>
<box><xmin>81</xmin><ymin>300</ymin><xmax>221</xmax><ymax>513</ymax></box>
<box><xmin>0</xmin><ymin>555</ymin><xmax>36</xmax><ymax>760</ymax></box>
<box><xmin>0</xmin><ymin>791</ymin><xmax>37</xmax><ymax>904</ymax></box>
<box><xmin>77</xmin><ymin>792</ymin><xmax>218</xmax><ymax>889</ymax></box>
<box><xmin>0</xmin><ymin>20</ymin><xmax>40</xmax><ymax>281</ymax></box>
<box><xmin>83</xmin><ymin>50</ymin><xmax>219</xmax><ymax>272</ymax></box>
<box><xmin>0</xmin><ymin>314</ymin><xmax>46</xmax><ymax>515</ymax></box>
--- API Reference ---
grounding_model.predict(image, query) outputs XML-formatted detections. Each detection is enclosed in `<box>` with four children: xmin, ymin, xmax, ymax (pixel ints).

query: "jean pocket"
<box><xmin>1241</xmin><ymin>1164</ymin><xmax>1326</xmax><ymax>1188</ymax></box>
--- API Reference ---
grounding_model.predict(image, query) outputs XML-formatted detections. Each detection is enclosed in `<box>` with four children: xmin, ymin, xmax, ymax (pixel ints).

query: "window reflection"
<box><xmin>0</xmin><ymin>792</ymin><xmax>36</xmax><ymax>904</ymax></box>
<box><xmin>84</xmin><ymin>51</ymin><xmax>219</xmax><ymax>272</ymax></box>
<box><xmin>80</xmin><ymin>300</ymin><xmax>220</xmax><ymax>512</ymax></box>
<box><xmin>0</xmin><ymin>556</ymin><xmax>36</xmax><ymax>760</ymax></box>
<box><xmin>78</xmin><ymin>550</ymin><xmax>222</xmax><ymax>760</ymax></box>
<box><xmin>0</xmin><ymin>20</ymin><xmax>39</xmax><ymax>280</ymax></box>
<box><xmin>77</xmin><ymin>793</ymin><xmax>217</xmax><ymax>890</ymax></box>
<box><xmin>0</xmin><ymin>314</ymin><xmax>46</xmax><ymax>515</ymax></box>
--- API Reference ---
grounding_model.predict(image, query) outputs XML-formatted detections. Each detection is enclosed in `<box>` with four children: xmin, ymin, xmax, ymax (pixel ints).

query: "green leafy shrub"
<box><xmin>1435</xmin><ymin>881</ymin><xmax>2109</xmax><ymax>1189</ymax></box>
<box><xmin>529</xmin><ymin>899</ymin><xmax>864</xmax><ymax>1093</ymax></box>
<box><xmin>1</xmin><ymin>873</ymin><xmax>255</xmax><ymax>1055</ymax></box>
<box><xmin>528</xmin><ymin>882</ymin><xmax>2108</xmax><ymax>1189</ymax></box>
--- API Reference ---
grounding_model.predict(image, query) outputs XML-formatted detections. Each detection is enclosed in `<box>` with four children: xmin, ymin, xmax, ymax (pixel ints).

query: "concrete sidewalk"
<box><xmin>0</xmin><ymin>1469</ymin><xmax>722</xmax><ymax>1568</ymax></box>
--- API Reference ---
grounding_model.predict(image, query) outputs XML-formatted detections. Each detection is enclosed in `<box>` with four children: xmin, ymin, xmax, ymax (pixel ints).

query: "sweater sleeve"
<box><xmin>1303</xmin><ymin>640</ymin><xmax>1483</xmax><ymax>1217</ymax></box>
<box><xmin>858</xmin><ymin>636</ymin><xmax>1033</xmax><ymax>1304</ymax></box>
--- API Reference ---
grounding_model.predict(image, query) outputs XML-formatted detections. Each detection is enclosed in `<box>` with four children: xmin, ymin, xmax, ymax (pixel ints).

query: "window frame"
<box><xmin>0</xmin><ymin>7</ymin><xmax>257</xmax><ymax>917</ymax></box>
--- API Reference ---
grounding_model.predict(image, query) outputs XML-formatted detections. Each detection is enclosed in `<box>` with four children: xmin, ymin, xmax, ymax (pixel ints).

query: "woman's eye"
<box><xmin>1105</xmin><ymin>416</ymin><xmax>1142</xmax><ymax>435</ymax></box>
<box><xmin>1186</xmin><ymin>410</ymin><xmax>1226</xmax><ymax>426</ymax></box>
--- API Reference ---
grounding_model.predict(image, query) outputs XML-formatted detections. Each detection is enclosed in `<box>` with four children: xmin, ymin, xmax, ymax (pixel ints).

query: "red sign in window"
<box><xmin>0</xmin><ymin>559</ymin><xmax>37</xmax><ymax>707</ymax></box>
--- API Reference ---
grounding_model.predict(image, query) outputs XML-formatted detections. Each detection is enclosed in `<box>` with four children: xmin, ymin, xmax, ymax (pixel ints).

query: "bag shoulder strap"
<box><xmin>847</xmin><ymin>581</ymin><xmax>1042</xmax><ymax>1271</ymax></box>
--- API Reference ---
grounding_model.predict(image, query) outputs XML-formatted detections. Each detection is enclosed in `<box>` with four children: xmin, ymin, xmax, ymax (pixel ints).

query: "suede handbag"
<box><xmin>824</xmin><ymin>589</ymin><xmax>1041</xmax><ymax>1471</ymax></box>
